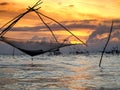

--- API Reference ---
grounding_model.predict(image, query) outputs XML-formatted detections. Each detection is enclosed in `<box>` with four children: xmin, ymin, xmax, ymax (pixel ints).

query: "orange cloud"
<box><xmin>111</xmin><ymin>37</ymin><xmax>120</xmax><ymax>42</ymax></box>
<box><xmin>1</xmin><ymin>0</ymin><xmax>120</xmax><ymax>24</ymax></box>
<box><xmin>69</xmin><ymin>5</ymin><xmax>74</xmax><ymax>7</ymax></box>
<box><xmin>96</xmin><ymin>33</ymin><xmax>108</xmax><ymax>40</ymax></box>
<box><xmin>0</xmin><ymin>2</ymin><xmax>9</xmax><ymax>6</ymax></box>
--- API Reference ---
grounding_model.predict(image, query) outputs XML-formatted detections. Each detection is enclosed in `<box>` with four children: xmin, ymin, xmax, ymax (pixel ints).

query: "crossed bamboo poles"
<box><xmin>0</xmin><ymin>0</ymin><xmax>87</xmax><ymax>46</ymax></box>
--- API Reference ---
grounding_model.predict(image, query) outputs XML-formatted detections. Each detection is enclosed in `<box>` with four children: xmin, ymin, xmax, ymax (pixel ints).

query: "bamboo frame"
<box><xmin>0</xmin><ymin>0</ymin><xmax>87</xmax><ymax>56</ymax></box>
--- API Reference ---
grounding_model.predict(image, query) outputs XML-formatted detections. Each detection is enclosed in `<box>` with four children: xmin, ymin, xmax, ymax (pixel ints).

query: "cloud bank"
<box><xmin>0</xmin><ymin>19</ymin><xmax>120</xmax><ymax>54</ymax></box>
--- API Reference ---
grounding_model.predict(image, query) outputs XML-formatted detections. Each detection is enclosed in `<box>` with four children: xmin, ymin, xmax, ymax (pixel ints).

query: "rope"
<box><xmin>35</xmin><ymin>11</ymin><xmax>58</xmax><ymax>43</ymax></box>
<box><xmin>36</xmin><ymin>11</ymin><xmax>87</xmax><ymax>46</ymax></box>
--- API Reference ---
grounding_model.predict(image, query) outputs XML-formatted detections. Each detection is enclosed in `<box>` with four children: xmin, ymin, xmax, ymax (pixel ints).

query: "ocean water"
<box><xmin>0</xmin><ymin>54</ymin><xmax>120</xmax><ymax>90</ymax></box>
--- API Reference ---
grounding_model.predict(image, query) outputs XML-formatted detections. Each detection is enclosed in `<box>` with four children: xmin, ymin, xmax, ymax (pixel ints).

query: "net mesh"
<box><xmin>1</xmin><ymin>37</ymin><xmax>72</xmax><ymax>56</ymax></box>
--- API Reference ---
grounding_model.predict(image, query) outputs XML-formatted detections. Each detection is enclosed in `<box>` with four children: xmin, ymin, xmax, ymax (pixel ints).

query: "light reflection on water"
<box><xmin>0</xmin><ymin>54</ymin><xmax>120</xmax><ymax>90</ymax></box>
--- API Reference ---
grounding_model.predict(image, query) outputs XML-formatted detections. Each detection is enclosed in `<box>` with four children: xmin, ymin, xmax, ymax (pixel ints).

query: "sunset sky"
<box><xmin>0</xmin><ymin>0</ymin><xmax>120</xmax><ymax>44</ymax></box>
<box><xmin>0</xmin><ymin>0</ymin><xmax>120</xmax><ymax>19</ymax></box>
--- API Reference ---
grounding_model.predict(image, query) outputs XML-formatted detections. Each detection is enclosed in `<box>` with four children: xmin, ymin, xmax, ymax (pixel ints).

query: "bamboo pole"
<box><xmin>99</xmin><ymin>21</ymin><xmax>114</xmax><ymax>67</ymax></box>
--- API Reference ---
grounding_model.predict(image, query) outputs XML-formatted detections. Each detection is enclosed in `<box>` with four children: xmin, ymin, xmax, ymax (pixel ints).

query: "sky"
<box><xmin>0</xmin><ymin>0</ymin><xmax>120</xmax><ymax>44</ymax></box>
<box><xmin>1</xmin><ymin>0</ymin><xmax>120</xmax><ymax>20</ymax></box>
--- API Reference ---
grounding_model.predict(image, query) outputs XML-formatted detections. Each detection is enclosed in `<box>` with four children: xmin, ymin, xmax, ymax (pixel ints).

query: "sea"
<box><xmin>0</xmin><ymin>54</ymin><xmax>120</xmax><ymax>90</ymax></box>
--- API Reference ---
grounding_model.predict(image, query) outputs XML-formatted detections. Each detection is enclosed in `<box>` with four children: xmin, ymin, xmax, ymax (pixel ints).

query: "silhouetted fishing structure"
<box><xmin>0</xmin><ymin>0</ymin><xmax>86</xmax><ymax>57</ymax></box>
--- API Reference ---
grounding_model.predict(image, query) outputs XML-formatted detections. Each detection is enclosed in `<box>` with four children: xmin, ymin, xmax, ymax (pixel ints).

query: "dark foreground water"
<box><xmin>0</xmin><ymin>54</ymin><xmax>120</xmax><ymax>90</ymax></box>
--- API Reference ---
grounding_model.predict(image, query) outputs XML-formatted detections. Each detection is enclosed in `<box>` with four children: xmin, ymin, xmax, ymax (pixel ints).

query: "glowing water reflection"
<box><xmin>0</xmin><ymin>54</ymin><xmax>120</xmax><ymax>90</ymax></box>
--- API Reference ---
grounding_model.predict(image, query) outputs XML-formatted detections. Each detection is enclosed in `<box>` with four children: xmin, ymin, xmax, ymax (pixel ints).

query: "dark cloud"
<box><xmin>58</xmin><ymin>2</ymin><xmax>62</xmax><ymax>5</ymax></box>
<box><xmin>0</xmin><ymin>2</ymin><xmax>9</xmax><ymax>6</ymax></box>
<box><xmin>69</xmin><ymin>5</ymin><xmax>74</xmax><ymax>7</ymax></box>
<box><xmin>11</xmin><ymin>26</ymin><xmax>45</xmax><ymax>32</ymax></box>
<box><xmin>87</xmin><ymin>22</ymin><xmax>120</xmax><ymax>45</ymax></box>
<box><xmin>103</xmin><ymin>19</ymin><xmax>120</xmax><ymax>24</ymax></box>
<box><xmin>112</xmin><ymin>30</ymin><xmax>120</xmax><ymax>39</ymax></box>
<box><xmin>2</xmin><ymin>20</ymin><xmax>97</xmax><ymax>32</ymax></box>
<box><xmin>86</xmin><ymin>22</ymin><xmax>120</xmax><ymax>52</ymax></box>
<box><xmin>61</xmin><ymin>20</ymin><xmax>97</xmax><ymax>30</ymax></box>
<box><xmin>61</xmin><ymin>19</ymin><xmax>97</xmax><ymax>24</ymax></box>
<box><xmin>87</xmin><ymin>25</ymin><xmax>109</xmax><ymax>42</ymax></box>
<box><xmin>2</xmin><ymin>19</ymin><xmax>119</xmax><ymax>36</ymax></box>
<box><xmin>113</xmin><ymin>19</ymin><xmax>120</xmax><ymax>24</ymax></box>
<box><xmin>0</xmin><ymin>10</ymin><xmax>6</xmax><ymax>12</ymax></box>
<box><xmin>49</xmin><ymin>20</ymin><xmax>97</xmax><ymax>30</ymax></box>
<box><xmin>80</xmin><ymin>19</ymin><xmax>97</xmax><ymax>23</ymax></box>
<box><xmin>66</xmin><ymin>23</ymin><xmax>96</xmax><ymax>29</ymax></box>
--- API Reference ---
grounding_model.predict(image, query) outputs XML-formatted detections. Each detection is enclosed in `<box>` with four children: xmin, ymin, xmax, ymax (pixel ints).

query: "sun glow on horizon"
<box><xmin>70</xmin><ymin>41</ymin><xmax>83</xmax><ymax>44</ymax></box>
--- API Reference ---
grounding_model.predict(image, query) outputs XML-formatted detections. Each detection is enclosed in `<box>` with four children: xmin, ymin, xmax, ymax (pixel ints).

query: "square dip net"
<box><xmin>0</xmin><ymin>0</ymin><xmax>86</xmax><ymax>56</ymax></box>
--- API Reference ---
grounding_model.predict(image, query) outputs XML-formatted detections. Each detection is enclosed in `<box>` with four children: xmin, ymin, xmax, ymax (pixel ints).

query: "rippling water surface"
<box><xmin>0</xmin><ymin>54</ymin><xmax>120</xmax><ymax>90</ymax></box>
